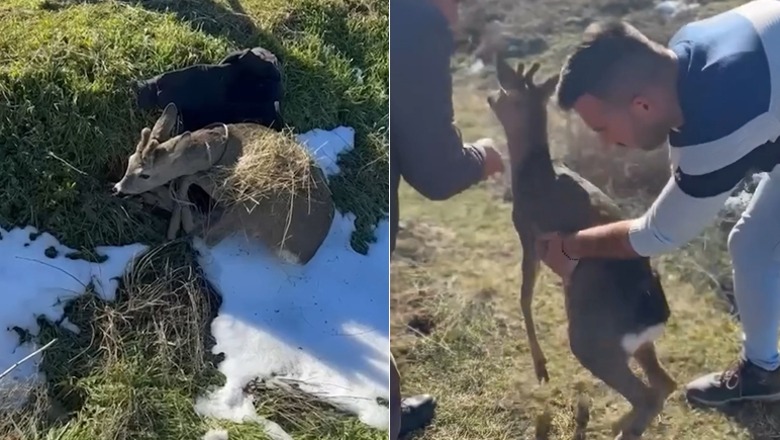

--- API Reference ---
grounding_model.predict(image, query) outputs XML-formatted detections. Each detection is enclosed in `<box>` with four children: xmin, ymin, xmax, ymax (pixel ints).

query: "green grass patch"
<box><xmin>0</xmin><ymin>0</ymin><xmax>387</xmax><ymax>438</ymax></box>
<box><xmin>0</xmin><ymin>0</ymin><xmax>387</xmax><ymax>251</ymax></box>
<box><xmin>392</xmin><ymin>183</ymin><xmax>775</xmax><ymax>440</ymax></box>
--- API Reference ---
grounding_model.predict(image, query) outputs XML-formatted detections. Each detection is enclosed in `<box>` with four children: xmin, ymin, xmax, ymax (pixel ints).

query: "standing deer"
<box><xmin>486</xmin><ymin>57</ymin><xmax>677</xmax><ymax>440</ymax></box>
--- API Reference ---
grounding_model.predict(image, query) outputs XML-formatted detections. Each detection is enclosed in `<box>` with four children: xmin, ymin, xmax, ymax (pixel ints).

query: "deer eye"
<box><xmin>139</xmin><ymin>174</ymin><xmax>150</xmax><ymax>180</ymax></box>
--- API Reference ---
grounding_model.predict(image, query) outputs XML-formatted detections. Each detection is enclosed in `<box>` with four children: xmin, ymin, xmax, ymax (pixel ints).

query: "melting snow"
<box><xmin>192</xmin><ymin>126</ymin><xmax>390</xmax><ymax>435</ymax></box>
<box><xmin>0</xmin><ymin>228</ymin><xmax>147</xmax><ymax>407</ymax></box>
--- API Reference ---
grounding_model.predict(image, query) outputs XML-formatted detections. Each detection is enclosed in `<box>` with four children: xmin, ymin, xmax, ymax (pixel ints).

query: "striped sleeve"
<box><xmin>626</xmin><ymin>0</ymin><xmax>780</xmax><ymax>257</ymax></box>
<box><xmin>627</xmin><ymin>174</ymin><xmax>736</xmax><ymax>257</ymax></box>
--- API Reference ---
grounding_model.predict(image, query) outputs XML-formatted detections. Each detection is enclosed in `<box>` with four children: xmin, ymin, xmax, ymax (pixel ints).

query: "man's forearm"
<box><xmin>562</xmin><ymin>220</ymin><xmax>641</xmax><ymax>260</ymax></box>
<box><xmin>415</xmin><ymin>138</ymin><xmax>486</xmax><ymax>200</ymax></box>
<box><xmin>396</xmin><ymin>120</ymin><xmax>487</xmax><ymax>200</ymax></box>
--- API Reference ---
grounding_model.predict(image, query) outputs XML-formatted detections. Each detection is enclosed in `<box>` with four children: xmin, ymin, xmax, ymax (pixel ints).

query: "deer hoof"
<box><xmin>611</xmin><ymin>409</ymin><xmax>637</xmax><ymax>436</ymax></box>
<box><xmin>534</xmin><ymin>361</ymin><xmax>550</xmax><ymax>383</ymax></box>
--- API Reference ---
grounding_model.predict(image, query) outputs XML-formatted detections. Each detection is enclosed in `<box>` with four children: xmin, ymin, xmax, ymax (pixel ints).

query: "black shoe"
<box><xmin>685</xmin><ymin>357</ymin><xmax>780</xmax><ymax>406</ymax></box>
<box><xmin>398</xmin><ymin>394</ymin><xmax>437</xmax><ymax>437</ymax></box>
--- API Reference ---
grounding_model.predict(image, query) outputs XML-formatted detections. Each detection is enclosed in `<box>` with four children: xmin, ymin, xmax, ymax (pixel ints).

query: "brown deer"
<box><xmin>114</xmin><ymin>102</ymin><xmax>335</xmax><ymax>265</ymax></box>
<box><xmin>486</xmin><ymin>57</ymin><xmax>677</xmax><ymax>440</ymax></box>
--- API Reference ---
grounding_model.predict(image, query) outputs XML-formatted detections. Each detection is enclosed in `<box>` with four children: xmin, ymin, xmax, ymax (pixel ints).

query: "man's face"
<box><xmin>572</xmin><ymin>93</ymin><xmax>671</xmax><ymax>151</ymax></box>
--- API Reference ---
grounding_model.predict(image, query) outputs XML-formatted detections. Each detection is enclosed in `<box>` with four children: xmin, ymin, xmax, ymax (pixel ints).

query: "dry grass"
<box><xmin>215</xmin><ymin>126</ymin><xmax>318</xmax><ymax>209</ymax></box>
<box><xmin>391</xmin><ymin>182</ymin><xmax>776</xmax><ymax>440</ymax></box>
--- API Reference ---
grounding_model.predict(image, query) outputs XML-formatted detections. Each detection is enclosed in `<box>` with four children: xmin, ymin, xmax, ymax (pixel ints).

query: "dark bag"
<box><xmin>133</xmin><ymin>46</ymin><xmax>284</xmax><ymax>132</ymax></box>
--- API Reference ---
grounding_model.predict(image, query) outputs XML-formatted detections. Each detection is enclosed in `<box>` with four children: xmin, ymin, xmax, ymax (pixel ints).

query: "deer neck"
<box><xmin>505</xmin><ymin>112</ymin><xmax>555</xmax><ymax>178</ymax></box>
<box><xmin>190</xmin><ymin>125</ymin><xmax>240</xmax><ymax>170</ymax></box>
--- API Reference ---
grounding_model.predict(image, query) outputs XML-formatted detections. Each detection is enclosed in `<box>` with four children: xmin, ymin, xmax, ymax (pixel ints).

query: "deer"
<box><xmin>112</xmin><ymin>102</ymin><xmax>335</xmax><ymax>265</ymax></box>
<box><xmin>486</xmin><ymin>57</ymin><xmax>677</xmax><ymax>440</ymax></box>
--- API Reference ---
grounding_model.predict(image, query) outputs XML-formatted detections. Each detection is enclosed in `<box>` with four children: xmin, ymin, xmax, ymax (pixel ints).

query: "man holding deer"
<box><xmin>539</xmin><ymin>0</ymin><xmax>780</xmax><ymax>407</ymax></box>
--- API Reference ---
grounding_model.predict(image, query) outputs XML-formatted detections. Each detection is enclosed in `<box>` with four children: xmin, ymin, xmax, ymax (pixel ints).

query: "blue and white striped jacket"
<box><xmin>629</xmin><ymin>0</ymin><xmax>780</xmax><ymax>256</ymax></box>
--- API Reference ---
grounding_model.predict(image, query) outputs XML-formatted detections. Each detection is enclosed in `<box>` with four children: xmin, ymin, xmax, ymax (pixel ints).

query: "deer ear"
<box><xmin>172</xmin><ymin>131</ymin><xmax>192</xmax><ymax>150</ymax></box>
<box><xmin>540</xmin><ymin>74</ymin><xmax>560</xmax><ymax>100</ymax></box>
<box><xmin>151</xmin><ymin>102</ymin><xmax>179</xmax><ymax>141</ymax></box>
<box><xmin>496</xmin><ymin>56</ymin><xmax>518</xmax><ymax>91</ymax></box>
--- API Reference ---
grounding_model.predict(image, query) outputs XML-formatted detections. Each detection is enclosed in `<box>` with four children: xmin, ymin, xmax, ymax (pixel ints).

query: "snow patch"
<box><xmin>193</xmin><ymin>126</ymin><xmax>389</xmax><ymax>433</ymax></box>
<box><xmin>0</xmin><ymin>227</ymin><xmax>147</xmax><ymax>407</ymax></box>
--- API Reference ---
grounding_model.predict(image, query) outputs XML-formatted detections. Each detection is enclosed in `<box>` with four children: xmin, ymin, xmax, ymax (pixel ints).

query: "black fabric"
<box><xmin>133</xmin><ymin>46</ymin><xmax>284</xmax><ymax>132</ymax></box>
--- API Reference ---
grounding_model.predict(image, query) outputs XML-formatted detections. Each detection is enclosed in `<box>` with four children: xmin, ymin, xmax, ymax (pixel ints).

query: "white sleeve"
<box><xmin>627</xmin><ymin>175</ymin><xmax>735</xmax><ymax>257</ymax></box>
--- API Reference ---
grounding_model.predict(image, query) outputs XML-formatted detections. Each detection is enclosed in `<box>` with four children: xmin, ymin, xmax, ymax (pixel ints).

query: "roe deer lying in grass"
<box><xmin>113</xmin><ymin>102</ymin><xmax>335</xmax><ymax>265</ymax></box>
<box><xmin>486</xmin><ymin>58</ymin><xmax>676</xmax><ymax>440</ymax></box>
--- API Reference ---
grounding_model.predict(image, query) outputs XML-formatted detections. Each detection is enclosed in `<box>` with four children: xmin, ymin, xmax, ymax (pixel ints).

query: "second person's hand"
<box><xmin>473</xmin><ymin>137</ymin><xmax>506</xmax><ymax>178</ymax></box>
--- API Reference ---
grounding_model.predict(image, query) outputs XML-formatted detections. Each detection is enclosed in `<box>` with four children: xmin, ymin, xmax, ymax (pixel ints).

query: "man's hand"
<box><xmin>473</xmin><ymin>138</ymin><xmax>506</xmax><ymax>178</ymax></box>
<box><xmin>536</xmin><ymin>232</ymin><xmax>578</xmax><ymax>284</ymax></box>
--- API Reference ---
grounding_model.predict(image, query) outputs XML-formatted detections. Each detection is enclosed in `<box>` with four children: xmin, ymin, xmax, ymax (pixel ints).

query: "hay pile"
<box><xmin>211</xmin><ymin>127</ymin><xmax>321</xmax><ymax>215</ymax></box>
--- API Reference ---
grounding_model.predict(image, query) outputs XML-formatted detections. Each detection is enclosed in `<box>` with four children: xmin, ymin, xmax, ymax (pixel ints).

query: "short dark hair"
<box><xmin>556</xmin><ymin>20</ymin><xmax>667</xmax><ymax>111</ymax></box>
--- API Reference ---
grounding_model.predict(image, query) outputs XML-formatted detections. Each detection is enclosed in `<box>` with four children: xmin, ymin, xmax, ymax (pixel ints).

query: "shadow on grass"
<box><xmin>688</xmin><ymin>399</ymin><xmax>780</xmax><ymax>439</ymax></box>
<box><xmin>42</xmin><ymin>0</ymin><xmax>259</xmax><ymax>47</ymax></box>
<box><xmin>32</xmin><ymin>0</ymin><xmax>387</xmax><ymax>253</ymax></box>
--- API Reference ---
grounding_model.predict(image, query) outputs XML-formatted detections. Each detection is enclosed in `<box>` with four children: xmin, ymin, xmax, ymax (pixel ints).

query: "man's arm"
<box><xmin>390</xmin><ymin>19</ymin><xmax>486</xmax><ymax>201</ymax></box>
<box><xmin>563</xmin><ymin>173</ymin><xmax>735</xmax><ymax>259</ymax></box>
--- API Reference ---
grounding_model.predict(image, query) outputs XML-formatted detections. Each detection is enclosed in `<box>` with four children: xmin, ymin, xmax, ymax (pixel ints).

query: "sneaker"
<box><xmin>398</xmin><ymin>394</ymin><xmax>437</xmax><ymax>437</ymax></box>
<box><xmin>685</xmin><ymin>358</ymin><xmax>780</xmax><ymax>406</ymax></box>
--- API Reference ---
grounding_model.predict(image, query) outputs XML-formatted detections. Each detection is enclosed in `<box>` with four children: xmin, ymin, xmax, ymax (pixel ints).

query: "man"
<box><xmin>537</xmin><ymin>0</ymin><xmax>780</xmax><ymax>408</ymax></box>
<box><xmin>389</xmin><ymin>0</ymin><xmax>506</xmax><ymax>437</ymax></box>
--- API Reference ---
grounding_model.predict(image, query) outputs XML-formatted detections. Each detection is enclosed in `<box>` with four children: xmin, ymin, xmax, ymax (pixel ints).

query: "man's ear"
<box><xmin>630</xmin><ymin>95</ymin><xmax>652</xmax><ymax>112</ymax></box>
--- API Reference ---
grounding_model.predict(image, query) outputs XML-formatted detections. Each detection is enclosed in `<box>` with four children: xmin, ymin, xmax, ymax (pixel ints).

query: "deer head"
<box><xmin>113</xmin><ymin>103</ymin><xmax>225</xmax><ymax>195</ymax></box>
<box><xmin>487</xmin><ymin>58</ymin><xmax>559</xmax><ymax>149</ymax></box>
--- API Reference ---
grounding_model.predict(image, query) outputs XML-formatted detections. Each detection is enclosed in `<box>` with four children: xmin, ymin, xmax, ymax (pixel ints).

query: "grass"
<box><xmin>390</xmin><ymin>1</ymin><xmax>779</xmax><ymax>439</ymax></box>
<box><xmin>0</xmin><ymin>0</ymin><xmax>387</xmax><ymax>438</ymax></box>
<box><xmin>391</xmin><ymin>182</ymin><xmax>777</xmax><ymax>440</ymax></box>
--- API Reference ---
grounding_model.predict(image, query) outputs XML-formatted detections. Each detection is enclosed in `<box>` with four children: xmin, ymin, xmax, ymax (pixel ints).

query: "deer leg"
<box><xmin>606</xmin><ymin>343</ymin><xmax>676</xmax><ymax>440</ymax></box>
<box><xmin>633</xmin><ymin>342</ymin><xmax>676</xmax><ymax>411</ymax></box>
<box><xmin>572</xmin><ymin>395</ymin><xmax>590</xmax><ymax>440</ymax></box>
<box><xmin>176</xmin><ymin>176</ymin><xmax>197</xmax><ymax>234</ymax></box>
<box><xmin>167</xmin><ymin>202</ymin><xmax>182</xmax><ymax>240</ymax></box>
<box><xmin>582</xmin><ymin>352</ymin><xmax>656</xmax><ymax>439</ymax></box>
<box><xmin>518</xmin><ymin>225</ymin><xmax>547</xmax><ymax>383</ymax></box>
<box><xmin>534</xmin><ymin>409</ymin><xmax>553</xmax><ymax>440</ymax></box>
<box><xmin>138</xmin><ymin>185</ymin><xmax>175</xmax><ymax>213</ymax></box>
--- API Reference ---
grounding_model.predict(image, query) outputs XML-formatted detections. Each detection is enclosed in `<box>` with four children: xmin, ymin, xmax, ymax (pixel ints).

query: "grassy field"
<box><xmin>0</xmin><ymin>0</ymin><xmax>387</xmax><ymax>439</ymax></box>
<box><xmin>390</xmin><ymin>1</ymin><xmax>780</xmax><ymax>439</ymax></box>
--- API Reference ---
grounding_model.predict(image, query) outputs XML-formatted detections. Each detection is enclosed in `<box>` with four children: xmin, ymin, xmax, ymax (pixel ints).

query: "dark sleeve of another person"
<box><xmin>390</xmin><ymin>19</ymin><xmax>486</xmax><ymax>201</ymax></box>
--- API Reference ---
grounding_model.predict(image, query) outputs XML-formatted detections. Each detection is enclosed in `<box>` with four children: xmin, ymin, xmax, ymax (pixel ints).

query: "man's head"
<box><xmin>556</xmin><ymin>20</ymin><xmax>682</xmax><ymax>151</ymax></box>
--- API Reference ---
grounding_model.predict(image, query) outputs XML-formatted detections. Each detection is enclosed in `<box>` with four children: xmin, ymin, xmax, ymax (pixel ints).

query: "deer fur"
<box><xmin>114</xmin><ymin>102</ymin><xmax>335</xmax><ymax>265</ymax></box>
<box><xmin>487</xmin><ymin>58</ymin><xmax>676</xmax><ymax>440</ymax></box>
